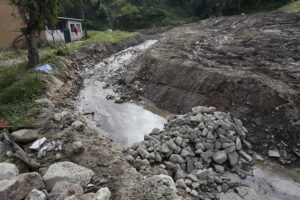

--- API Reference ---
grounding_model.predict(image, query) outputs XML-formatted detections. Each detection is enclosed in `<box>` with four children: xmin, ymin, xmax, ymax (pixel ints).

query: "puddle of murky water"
<box><xmin>79</xmin><ymin>40</ymin><xmax>167</xmax><ymax>146</ymax></box>
<box><xmin>80</xmin><ymin>81</ymin><xmax>167</xmax><ymax>146</ymax></box>
<box><xmin>226</xmin><ymin>162</ymin><xmax>300</xmax><ymax>200</ymax></box>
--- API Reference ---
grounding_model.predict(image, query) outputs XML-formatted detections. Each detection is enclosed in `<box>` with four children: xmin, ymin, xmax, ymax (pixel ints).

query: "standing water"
<box><xmin>79</xmin><ymin>40</ymin><xmax>167</xmax><ymax>146</ymax></box>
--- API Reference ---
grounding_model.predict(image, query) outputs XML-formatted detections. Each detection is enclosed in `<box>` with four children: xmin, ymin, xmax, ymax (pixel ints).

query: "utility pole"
<box><xmin>81</xmin><ymin>0</ymin><xmax>88</xmax><ymax>39</ymax></box>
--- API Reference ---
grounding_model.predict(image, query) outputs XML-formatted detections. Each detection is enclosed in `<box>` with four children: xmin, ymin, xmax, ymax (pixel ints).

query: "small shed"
<box><xmin>45</xmin><ymin>17</ymin><xmax>84</xmax><ymax>43</ymax></box>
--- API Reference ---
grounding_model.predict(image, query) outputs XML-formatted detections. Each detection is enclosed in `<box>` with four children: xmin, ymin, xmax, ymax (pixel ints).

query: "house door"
<box><xmin>64</xmin><ymin>28</ymin><xmax>71</xmax><ymax>43</ymax></box>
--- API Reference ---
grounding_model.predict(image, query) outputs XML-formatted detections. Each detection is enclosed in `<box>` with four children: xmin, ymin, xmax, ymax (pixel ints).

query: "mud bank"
<box><xmin>126</xmin><ymin>12</ymin><xmax>300</xmax><ymax>165</ymax></box>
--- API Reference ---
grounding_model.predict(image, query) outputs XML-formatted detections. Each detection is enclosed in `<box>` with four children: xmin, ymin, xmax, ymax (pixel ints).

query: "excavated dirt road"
<box><xmin>127</xmin><ymin>12</ymin><xmax>300</xmax><ymax>165</ymax></box>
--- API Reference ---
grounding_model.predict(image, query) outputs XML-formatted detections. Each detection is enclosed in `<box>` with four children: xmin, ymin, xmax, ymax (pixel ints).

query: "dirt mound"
<box><xmin>128</xmin><ymin>12</ymin><xmax>300</xmax><ymax>165</ymax></box>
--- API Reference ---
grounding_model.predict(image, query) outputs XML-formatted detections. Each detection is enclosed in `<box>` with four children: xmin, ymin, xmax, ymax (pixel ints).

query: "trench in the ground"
<box><xmin>78</xmin><ymin>40</ymin><xmax>300</xmax><ymax>199</ymax></box>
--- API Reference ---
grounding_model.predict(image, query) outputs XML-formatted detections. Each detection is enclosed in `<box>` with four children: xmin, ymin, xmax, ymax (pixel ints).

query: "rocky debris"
<box><xmin>37</xmin><ymin>140</ymin><xmax>63</xmax><ymax>158</ymax></box>
<box><xmin>72</xmin><ymin>121</ymin><xmax>85</xmax><ymax>131</ymax></box>
<box><xmin>25</xmin><ymin>189</ymin><xmax>47</xmax><ymax>200</ymax></box>
<box><xmin>130</xmin><ymin>12</ymin><xmax>300</xmax><ymax>164</ymax></box>
<box><xmin>42</xmin><ymin>161</ymin><xmax>94</xmax><ymax>190</ymax></box>
<box><xmin>126</xmin><ymin>106</ymin><xmax>253</xmax><ymax>196</ymax></box>
<box><xmin>30</xmin><ymin>137</ymin><xmax>47</xmax><ymax>150</ymax></box>
<box><xmin>11</xmin><ymin>129</ymin><xmax>38</xmax><ymax>143</ymax></box>
<box><xmin>0</xmin><ymin>172</ymin><xmax>44</xmax><ymax>200</ymax></box>
<box><xmin>0</xmin><ymin>162</ymin><xmax>19</xmax><ymax>180</ymax></box>
<box><xmin>72</xmin><ymin>141</ymin><xmax>85</xmax><ymax>154</ymax></box>
<box><xmin>141</xmin><ymin>175</ymin><xmax>183</xmax><ymax>200</ymax></box>
<box><xmin>54</xmin><ymin>111</ymin><xmax>69</xmax><ymax>122</ymax></box>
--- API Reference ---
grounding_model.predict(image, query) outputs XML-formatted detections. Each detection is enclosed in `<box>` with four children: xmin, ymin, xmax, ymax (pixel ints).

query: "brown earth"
<box><xmin>128</xmin><ymin>12</ymin><xmax>300</xmax><ymax>165</ymax></box>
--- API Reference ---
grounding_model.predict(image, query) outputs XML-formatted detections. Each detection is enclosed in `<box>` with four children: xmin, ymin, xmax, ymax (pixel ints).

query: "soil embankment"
<box><xmin>128</xmin><ymin>12</ymin><xmax>300</xmax><ymax>165</ymax></box>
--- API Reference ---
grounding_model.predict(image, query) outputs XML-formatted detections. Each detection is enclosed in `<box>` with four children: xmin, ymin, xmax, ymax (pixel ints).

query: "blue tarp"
<box><xmin>32</xmin><ymin>64</ymin><xmax>52</xmax><ymax>73</ymax></box>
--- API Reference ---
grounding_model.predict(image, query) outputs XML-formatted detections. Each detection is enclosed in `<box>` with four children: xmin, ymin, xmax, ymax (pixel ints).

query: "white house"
<box><xmin>45</xmin><ymin>17</ymin><xmax>84</xmax><ymax>43</ymax></box>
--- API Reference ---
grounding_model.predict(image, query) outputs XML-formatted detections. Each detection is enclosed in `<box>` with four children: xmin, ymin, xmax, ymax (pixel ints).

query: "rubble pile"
<box><xmin>126</xmin><ymin>106</ymin><xmax>254</xmax><ymax>196</ymax></box>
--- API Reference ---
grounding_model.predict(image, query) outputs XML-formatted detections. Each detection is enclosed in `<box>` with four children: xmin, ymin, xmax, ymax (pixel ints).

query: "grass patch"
<box><xmin>278</xmin><ymin>0</ymin><xmax>300</xmax><ymax>12</ymax></box>
<box><xmin>67</xmin><ymin>30</ymin><xmax>137</xmax><ymax>51</ymax></box>
<box><xmin>0</xmin><ymin>65</ymin><xmax>46</xmax><ymax>126</ymax></box>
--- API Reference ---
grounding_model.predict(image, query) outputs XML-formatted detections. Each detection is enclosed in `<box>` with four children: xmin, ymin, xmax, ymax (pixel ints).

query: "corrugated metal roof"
<box><xmin>58</xmin><ymin>17</ymin><xmax>84</xmax><ymax>22</ymax></box>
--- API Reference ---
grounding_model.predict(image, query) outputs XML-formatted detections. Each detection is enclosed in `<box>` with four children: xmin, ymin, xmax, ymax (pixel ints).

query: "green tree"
<box><xmin>10</xmin><ymin>0</ymin><xmax>59</xmax><ymax>67</ymax></box>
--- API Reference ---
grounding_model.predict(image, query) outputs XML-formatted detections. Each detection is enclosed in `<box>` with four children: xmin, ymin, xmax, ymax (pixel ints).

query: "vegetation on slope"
<box><xmin>0</xmin><ymin>30</ymin><xmax>135</xmax><ymax>126</ymax></box>
<box><xmin>58</xmin><ymin>0</ymin><xmax>294</xmax><ymax>30</ymax></box>
<box><xmin>278</xmin><ymin>0</ymin><xmax>300</xmax><ymax>12</ymax></box>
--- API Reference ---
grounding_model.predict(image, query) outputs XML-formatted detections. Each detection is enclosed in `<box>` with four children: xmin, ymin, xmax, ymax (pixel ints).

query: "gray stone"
<box><xmin>25</xmin><ymin>189</ymin><xmax>46</xmax><ymax>200</ymax></box>
<box><xmin>239</xmin><ymin>150</ymin><xmax>253</xmax><ymax>162</ymax></box>
<box><xmin>192</xmin><ymin>182</ymin><xmax>199</xmax><ymax>189</ymax></box>
<box><xmin>71</xmin><ymin>121</ymin><xmax>84</xmax><ymax>131</ymax></box>
<box><xmin>0</xmin><ymin>163</ymin><xmax>19</xmax><ymax>180</ymax></box>
<box><xmin>64</xmin><ymin>193</ymin><xmax>95</xmax><ymax>200</ymax></box>
<box><xmin>219</xmin><ymin>135</ymin><xmax>230</xmax><ymax>143</ymax></box>
<box><xmin>142</xmin><ymin>175</ymin><xmax>182</xmax><ymax>200</ymax></box>
<box><xmin>201</xmin><ymin>128</ymin><xmax>209</xmax><ymax>136</ymax></box>
<box><xmin>72</xmin><ymin>141</ymin><xmax>85</xmax><ymax>154</ymax></box>
<box><xmin>175</xmin><ymin>136</ymin><xmax>183</xmax><ymax>146</ymax></box>
<box><xmin>222</xmin><ymin>142</ymin><xmax>235</xmax><ymax>149</ymax></box>
<box><xmin>195</xmin><ymin>143</ymin><xmax>205</xmax><ymax>150</ymax></box>
<box><xmin>155</xmin><ymin>153</ymin><xmax>162</xmax><ymax>162</ymax></box>
<box><xmin>236</xmin><ymin>137</ymin><xmax>242</xmax><ymax>150</ymax></box>
<box><xmin>30</xmin><ymin>138</ymin><xmax>47</xmax><ymax>150</ymax></box>
<box><xmin>228</xmin><ymin>151</ymin><xmax>239</xmax><ymax>167</ymax></box>
<box><xmin>137</xmin><ymin>146</ymin><xmax>150</xmax><ymax>159</ymax></box>
<box><xmin>43</xmin><ymin>161</ymin><xmax>94</xmax><ymax>190</ymax></box>
<box><xmin>196</xmin><ymin>169</ymin><xmax>208</xmax><ymax>180</ymax></box>
<box><xmin>194</xmin><ymin>162</ymin><xmax>203</xmax><ymax>169</ymax></box>
<box><xmin>176</xmin><ymin>179</ymin><xmax>186</xmax><ymax>189</ymax></box>
<box><xmin>214</xmin><ymin>165</ymin><xmax>225</xmax><ymax>174</ymax></box>
<box><xmin>190</xmin><ymin>190</ymin><xmax>198</xmax><ymax>197</ymax></box>
<box><xmin>268</xmin><ymin>149</ymin><xmax>280</xmax><ymax>158</ymax></box>
<box><xmin>170</xmin><ymin>154</ymin><xmax>185</xmax><ymax>163</ymax></box>
<box><xmin>50</xmin><ymin>181</ymin><xmax>83</xmax><ymax>199</ymax></box>
<box><xmin>180</xmin><ymin>149</ymin><xmax>190</xmax><ymax>157</ymax></box>
<box><xmin>191</xmin><ymin>114</ymin><xmax>204</xmax><ymax>122</ymax></box>
<box><xmin>161</xmin><ymin>144</ymin><xmax>171</xmax><ymax>154</ymax></box>
<box><xmin>186</xmin><ymin>159</ymin><xmax>194</xmax><ymax>173</ymax></box>
<box><xmin>186</xmin><ymin>174</ymin><xmax>198</xmax><ymax>182</ymax></box>
<box><xmin>165</xmin><ymin>162</ymin><xmax>177</xmax><ymax>170</ymax></box>
<box><xmin>212</xmin><ymin>151</ymin><xmax>227</xmax><ymax>164</ymax></box>
<box><xmin>0</xmin><ymin>172</ymin><xmax>44</xmax><ymax>200</ymax></box>
<box><xmin>94</xmin><ymin>187</ymin><xmax>111</xmax><ymax>200</ymax></box>
<box><xmin>175</xmin><ymin>170</ymin><xmax>186</xmax><ymax>180</ymax></box>
<box><xmin>11</xmin><ymin>129</ymin><xmax>38</xmax><ymax>143</ymax></box>
<box><xmin>201</xmin><ymin>150</ymin><xmax>213</xmax><ymax>162</ymax></box>
<box><xmin>184</xmin><ymin>178</ymin><xmax>192</xmax><ymax>186</ymax></box>
<box><xmin>167</xmin><ymin>140</ymin><xmax>178</xmax><ymax>150</ymax></box>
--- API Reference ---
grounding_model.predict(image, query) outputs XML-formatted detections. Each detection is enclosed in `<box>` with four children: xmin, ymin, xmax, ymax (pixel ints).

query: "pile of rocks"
<box><xmin>0</xmin><ymin>161</ymin><xmax>111</xmax><ymax>200</ymax></box>
<box><xmin>126</xmin><ymin>106</ymin><xmax>254</xmax><ymax>196</ymax></box>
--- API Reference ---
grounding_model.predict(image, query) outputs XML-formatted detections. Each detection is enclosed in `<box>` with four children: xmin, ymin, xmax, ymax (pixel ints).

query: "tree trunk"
<box><xmin>25</xmin><ymin>31</ymin><xmax>39</xmax><ymax>67</ymax></box>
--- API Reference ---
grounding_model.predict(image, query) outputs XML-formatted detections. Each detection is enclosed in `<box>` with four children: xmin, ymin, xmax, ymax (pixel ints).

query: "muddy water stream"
<box><xmin>79</xmin><ymin>40</ymin><xmax>167</xmax><ymax>146</ymax></box>
<box><xmin>78</xmin><ymin>40</ymin><xmax>300</xmax><ymax>199</ymax></box>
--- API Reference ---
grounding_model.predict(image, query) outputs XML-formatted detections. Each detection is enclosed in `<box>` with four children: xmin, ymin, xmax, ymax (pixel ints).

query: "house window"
<box><xmin>70</xmin><ymin>24</ymin><xmax>75</xmax><ymax>32</ymax></box>
<box><xmin>76</xmin><ymin>24</ymin><xmax>81</xmax><ymax>32</ymax></box>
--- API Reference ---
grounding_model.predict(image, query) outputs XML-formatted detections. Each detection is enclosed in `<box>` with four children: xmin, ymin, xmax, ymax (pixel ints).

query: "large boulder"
<box><xmin>94</xmin><ymin>187</ymin><xmax>111</xmax><ymax>200</ymax></box>
<box><xmin>43</xmin><ymin>161</ymin><xmax>94</xmax><ymax>190</ymax></box>
<box><xmin>25</xmin><ymin>189</ymin><xmax>47</xmax><ymax>200</ymax></box>
<box><xmin>11</xmin><ymin>129</ymin><xmax>38</xmax><ymax>143</ymax></box>
<box><xmin>0</xmin><ymin>172</ymin><xmax>44</xmax><ymax>200</ymax></box>
<box><xmin>141</xmin><ymin>175</ymin><xmax>183</xmax><ymax>200</ymax></box>
<box><xmin>49</xmin><ymin>181</ymin><xmax>84</xmax><ymax>200</ymax></box>
<box><xmin>0</xmin><ymin>163</ymin><xmax>19</xmax><ymax>180</ymax></box>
